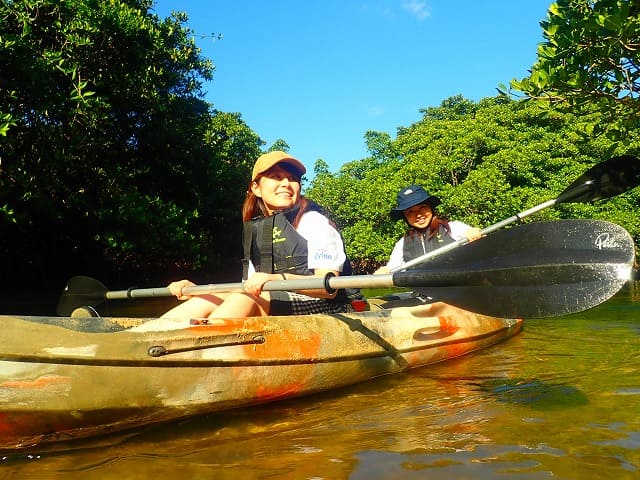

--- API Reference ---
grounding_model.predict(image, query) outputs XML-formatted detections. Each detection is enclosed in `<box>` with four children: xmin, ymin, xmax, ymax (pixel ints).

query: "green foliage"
<box><xmin>268</xmin><ymin>138</ymin><xmax>290</xmax><ymax>152</ymax></box>
<box><xmin>307</xmin><ymin>95</ymin><xmax>640</xmax><ymax>272</ymax></box>
<box><xmin>507</xmin><ymin>0</ymin><xmax>640</xmax><ymax>143</ymax></box>
<box><xmin>0</xmin><ymin>0</ymin><xmax>262</xmax><ymax>285</ymax></box>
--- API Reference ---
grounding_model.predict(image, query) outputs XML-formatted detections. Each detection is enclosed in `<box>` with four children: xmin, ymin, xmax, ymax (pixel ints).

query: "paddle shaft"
<box><xmin>68</xmin><ymin>219</ymin><xmax>635</xmax><ymax>319</ymax></box>
<box><xmin>105</xmin><ymin>282</ymin><xmax>245</xmax><ymax>301</ymax></box>
<box><xmin>57</xmin><ymin>218</ymin><xmax>635</xmax><ymax>318</ymax></box>
<box><xmin>104</xmin><ymin>275</ymin><xmax>398</xmax><ymax>301</ymax></box>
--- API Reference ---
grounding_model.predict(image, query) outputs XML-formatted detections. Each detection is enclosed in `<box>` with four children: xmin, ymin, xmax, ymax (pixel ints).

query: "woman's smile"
<box><xmin>404</xmin><ymin>203</ymin><xmax>433</xmax><ymax>228</ymax></box>
<box><xmin>251</xmin><ymin>165</ymin><xmax>301</xmax><ymax>214</ymax></box>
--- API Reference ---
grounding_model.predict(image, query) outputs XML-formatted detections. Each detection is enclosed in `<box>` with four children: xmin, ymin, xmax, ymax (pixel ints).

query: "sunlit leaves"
<box><xmin>510</xmin><ymin>0</ymin><xmax>640</xmax><ymax>142</ymax></box>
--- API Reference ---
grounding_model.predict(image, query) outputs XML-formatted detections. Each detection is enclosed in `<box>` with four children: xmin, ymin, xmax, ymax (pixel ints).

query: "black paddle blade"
<box><xmin>394</xmin><ymin>219</ymin><xmax>635</xmax><ymax>318</ymax></box>
<box><xmin>556</xmin><ymin>155</ymin><xmax>640</xmax><ymax>203</ymax></box>
<box><xmin>57</xmin><ymin>276</ymin><xmax>109</xmax><ymax>316</ymax></box>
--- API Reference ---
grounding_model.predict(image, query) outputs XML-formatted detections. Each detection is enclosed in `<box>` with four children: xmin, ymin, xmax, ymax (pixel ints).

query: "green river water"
<box><xmin>1</xmin><ymin>284</ymin><xmax>639</xmax><ymax>479</ymax></box>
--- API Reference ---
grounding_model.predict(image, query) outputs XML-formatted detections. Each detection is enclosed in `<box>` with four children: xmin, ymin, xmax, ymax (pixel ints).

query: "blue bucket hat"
<box><xmin>390</xmin><ymin>185</ymin><xmax>441</xmax><ymax>220</ymax></box>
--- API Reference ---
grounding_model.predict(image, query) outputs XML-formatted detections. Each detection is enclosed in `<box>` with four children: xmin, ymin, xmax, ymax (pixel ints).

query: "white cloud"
<box><xmin>367</xmin><ymin>105</ymin><xmax>386</xmax><ymax>116</ymax></box>
<box><xmin>402</xmin><ymin>0</ymin><xmax>431</xmax><ymax>21</ymax></box>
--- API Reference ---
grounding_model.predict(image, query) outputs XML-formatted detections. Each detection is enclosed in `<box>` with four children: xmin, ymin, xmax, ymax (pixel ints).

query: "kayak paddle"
<box><xmin>394</xmin><ymin>154</ymin><xmax>640</xmax><ymax>272</ymax></box>
<box><xmin>58</xmin><ymin>219</ymin><xmax>635</xmax><ymax>318</ymax></box>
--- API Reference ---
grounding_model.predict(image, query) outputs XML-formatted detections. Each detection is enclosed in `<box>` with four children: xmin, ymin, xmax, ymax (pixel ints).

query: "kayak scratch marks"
<box><xmin>44</xmin><ymin>345</ymin><xmax>98</xmax><ymax>357</ymax></box>
<box><xmin>0</xmin><ymin>374</ymin><xmax>72</xmax><ymax>404</ymax></box>
<box><xmin>0</xmin><ymin>375</ymin><xmax>71</xmax><ymax>389</ymax></box>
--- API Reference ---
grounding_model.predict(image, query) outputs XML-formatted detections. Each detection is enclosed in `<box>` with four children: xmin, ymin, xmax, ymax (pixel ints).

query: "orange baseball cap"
<box><xmin>251</xmin><ymin>151</ymin><xmax>306</xmax><ymax>181</ymax></box>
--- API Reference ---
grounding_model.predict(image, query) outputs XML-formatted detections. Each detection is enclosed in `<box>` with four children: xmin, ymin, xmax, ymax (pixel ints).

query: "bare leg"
<box><xmin>129</xmin><ymin>293</ymin><xmax>271</xmax><ymax>332</ymax></box>
<box><xmin>129</xmin><ymin>294</ymin><xmax>229</xmax><ymax>332</ymax></box>
<box><xmin>209</xmin><ymin>292</ymin><xmax>271</xmax><ymax>318</ymax></box>
<box><xmin>159</xmin><ymin>294</ymin><xmax>228</xmax><ymax>319</ymax></box>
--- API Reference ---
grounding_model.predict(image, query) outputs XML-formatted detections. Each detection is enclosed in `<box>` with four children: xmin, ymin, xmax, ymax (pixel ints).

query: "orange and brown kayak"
<box><xmin>0</xmin><ymin>301</ymin><xmax>521</xmax><ymax>451</ymax></box>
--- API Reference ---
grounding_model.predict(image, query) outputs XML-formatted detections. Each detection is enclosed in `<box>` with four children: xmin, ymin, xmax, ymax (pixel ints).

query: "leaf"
<box><xmin>548</xmin><ymin>3</ymin><xmax>565</xmax><ymax>19</ymax></box>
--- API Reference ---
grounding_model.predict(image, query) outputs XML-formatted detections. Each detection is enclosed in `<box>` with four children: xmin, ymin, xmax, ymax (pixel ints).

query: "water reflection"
<box><xmin>1</xmin><ymin>287</ymin><xmax>639</xmax><ymax>479</ymax></box>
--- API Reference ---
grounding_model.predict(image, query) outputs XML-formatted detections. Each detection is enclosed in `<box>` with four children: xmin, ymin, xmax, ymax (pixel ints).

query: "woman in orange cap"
<box><xmin>140</xmin><ymin>151</ymin><xmax>356</xmax><ymax>329</ymax></box>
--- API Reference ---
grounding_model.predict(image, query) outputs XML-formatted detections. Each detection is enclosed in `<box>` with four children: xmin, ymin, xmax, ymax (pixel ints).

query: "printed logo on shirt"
<box><xmin>314</xmin><ymin>249</ymin><xmax>336</xmax><ymax>262</ymax></box>
<box><xmin>272</xmin><ymin>226</ymin><xmax>286</xmax><ymax>243</ymax></box>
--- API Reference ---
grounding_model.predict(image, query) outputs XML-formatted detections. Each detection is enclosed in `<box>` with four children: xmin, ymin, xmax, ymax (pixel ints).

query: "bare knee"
<box><xmin>210</xmin><ymin>292</ymin><xmax>270</xmax><ymax>318</ymax></box>
<box><xmin>160</xmin><ymin>295</ymin><xmax>225</xmax><ymax>319</ymax></box>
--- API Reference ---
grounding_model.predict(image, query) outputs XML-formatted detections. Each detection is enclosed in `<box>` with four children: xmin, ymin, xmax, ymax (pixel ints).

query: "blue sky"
<box><xmin>152</xmin><ymin>1</ymin><xmax>554</xmax><ymax>174</ymax></box>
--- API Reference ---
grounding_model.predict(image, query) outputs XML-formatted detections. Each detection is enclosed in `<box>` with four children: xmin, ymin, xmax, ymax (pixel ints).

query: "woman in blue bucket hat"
<box><xmin>375</xmin><ymin>185</ymin><xmax>481</xmax><ymax>274</ymax></box>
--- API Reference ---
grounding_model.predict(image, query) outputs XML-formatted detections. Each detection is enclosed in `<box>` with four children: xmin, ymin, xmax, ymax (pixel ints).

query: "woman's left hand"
<box><xmin>465</xmin><ymin>227</ymin><xmax>483</xmax><ymax>242</ymax></box>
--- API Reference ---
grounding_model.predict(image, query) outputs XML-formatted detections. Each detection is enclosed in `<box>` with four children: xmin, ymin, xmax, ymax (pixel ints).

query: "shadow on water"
<box><xmin>476</xmin><ymin>378</ymin><xmax>589</xmax><ymax>410</ymax></box>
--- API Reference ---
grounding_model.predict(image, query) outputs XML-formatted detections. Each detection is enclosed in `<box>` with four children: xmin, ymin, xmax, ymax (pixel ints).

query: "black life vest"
<box><xmin>241</xmin><ymin>204</ymin><xmax>360</xmax><ymax>302</ymax></box>
<box><xmin>242</xmin><ymin>207</ymin><xmax>312</xmax><ymax>278</ymax></box>
<box><xmin>402</xmin><ymin>226</ymin><xmax>455</xmax><ymax>263</ymax></box>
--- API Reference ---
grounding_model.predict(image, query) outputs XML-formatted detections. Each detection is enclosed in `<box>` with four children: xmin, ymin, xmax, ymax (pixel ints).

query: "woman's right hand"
<box><xmin>243</xmin><ymin>272</ymin><xmax>275</xmax><ymax>297</ymax></box>
<box><xmin>167</xmin><ymin>279</ymin><xmax>196</xmax><ymax>300</ymax></box>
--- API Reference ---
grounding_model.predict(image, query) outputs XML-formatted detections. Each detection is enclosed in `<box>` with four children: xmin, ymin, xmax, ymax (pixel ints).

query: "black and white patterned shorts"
<box><xmin>270</xmin><ymin>291</ymin><xmax>353</xmax><ymax>316</ymax></box>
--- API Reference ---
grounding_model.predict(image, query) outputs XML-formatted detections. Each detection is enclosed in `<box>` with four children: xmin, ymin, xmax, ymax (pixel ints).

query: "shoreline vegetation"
<box><xmin>2</xmin><ymin>1</ymin><xmax>639</xmax><ymax>297</ymax></box>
